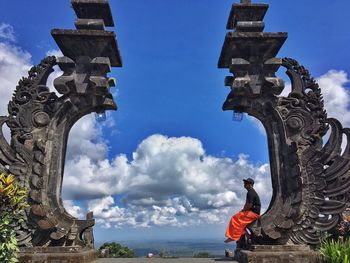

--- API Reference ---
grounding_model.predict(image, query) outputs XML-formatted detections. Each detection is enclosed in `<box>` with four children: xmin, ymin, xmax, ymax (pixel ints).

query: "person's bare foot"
<box><xmin>224</xmin><ymin>238</ymin><xmax>234</xmax><ymax>243</ymax></box>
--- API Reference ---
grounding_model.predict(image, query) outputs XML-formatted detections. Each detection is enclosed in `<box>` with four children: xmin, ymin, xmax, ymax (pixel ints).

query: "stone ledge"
<box><xmin>235</xmin><ymin>245</ymin><xmax>320</xmax><ymax>263</ymax></box>
<box><xmin>71</xmin><ymin>0</ymin><xmax>114</xmax><ymax>27</ymax></box>
<box><xmin>51</xmin><ymin>29</ymin><xmax>122</xmax><ymax>67</ymax></box>
<box><xmin>19</xmin><ymin>247</ymin><xmax>98</xmax><ymax>263</ymax></box>
<box><xmin>218</xmin><ymin>32</ymin><xmax>287</xmax><ymax>68</ymax></box>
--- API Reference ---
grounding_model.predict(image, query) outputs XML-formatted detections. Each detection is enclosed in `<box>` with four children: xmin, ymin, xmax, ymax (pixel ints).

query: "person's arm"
<box><xmin>241</xmin><ymin>189</ymin><xmax>253</xmax><ymax>211</ymax></box>
<box><xmin>241</xmin><ymin>202</ymin><xmax>253</xmax><ymax>211</ymax></box>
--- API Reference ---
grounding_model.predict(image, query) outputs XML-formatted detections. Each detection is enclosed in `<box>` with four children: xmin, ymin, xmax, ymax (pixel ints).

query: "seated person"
<box><xmin>224</xmin><ymin>178</ymin><xmax>261</xmax><ymax>243</ymax></box>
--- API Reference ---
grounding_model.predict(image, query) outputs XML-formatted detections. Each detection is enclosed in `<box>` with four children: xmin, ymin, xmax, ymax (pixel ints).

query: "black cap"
<box><xmin>243</xmin><ymin>178</ymin><xmax>254</xmax><ymax>184</ymax></box>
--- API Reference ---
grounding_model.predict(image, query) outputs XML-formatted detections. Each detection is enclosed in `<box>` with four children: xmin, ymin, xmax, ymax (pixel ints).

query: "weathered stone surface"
<box><xmin>218</xmin><ymin>0</ymin><xmax>350</xmax><ymax>246</ymax></box>
<box><xmin>72</xmin><ymin>0</ymin><xmax>114</xmax><ymax>27</ymax></box>
<box><xmin>218</xmin><ymin>32</ymin><xmax>287</xmax><ymax>68</ymax></box>
<box><xmin>236</xmin><ymin>21</ymin><xmax>265</xmax><ymax>32</ymax></box>
<box><xmin>51</xmin><ymin>29</ymin><xmax>122</xmax><ymax>67</ymax></box>
<box><xmin>226</xmin><ymin>3</ymin><xmax>268</xmax><ymax>29</ymax></box>
<box><xmin>235</xmin><ymin>245</ymin><xmax>319</xmax><ymax>263</ymax></box>
<box><xmin>19</xmin><ymin>247</ymin><xmax>98</xmax><ymax>263</ymax></box>
<box><xmin>75</xmin><ymin>18</ymin><xmax>106</xmax><ymax>30</ymax></box>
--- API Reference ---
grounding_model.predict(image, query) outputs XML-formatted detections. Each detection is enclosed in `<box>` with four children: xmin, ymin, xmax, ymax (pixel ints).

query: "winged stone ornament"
<box><xmin>218</xmin><ymin>1</ymin><xmax>350</xmax><ymax>246</ymax></box>
<box><xmin>0</xmin><ymin>0</ymin><xmax>122</xmax><ymax>249</ymax></box>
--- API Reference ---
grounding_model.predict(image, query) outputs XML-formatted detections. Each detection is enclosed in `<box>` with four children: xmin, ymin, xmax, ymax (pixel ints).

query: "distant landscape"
<box><xmin>96</xmin><ymin>238</ymin><xmax>236</xmax><ymax>258</ymax></box>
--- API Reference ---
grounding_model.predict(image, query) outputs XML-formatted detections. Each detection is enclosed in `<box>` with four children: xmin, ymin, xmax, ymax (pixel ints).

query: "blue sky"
<box><xmin>0</xmin><ymin>0</ymin><xmax>350</xmax><ymax>243</ymax></box>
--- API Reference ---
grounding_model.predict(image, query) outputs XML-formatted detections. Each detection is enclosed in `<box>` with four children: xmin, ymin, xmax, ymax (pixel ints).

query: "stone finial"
<box><xmin>241</xmin><ymin>0</ymin><xmax>252</xmax><ymax>3</ymax></box>
<box><xmin>71</xmin><ymin>0</ymin><xmax>114</xmax><ymax>27</ymax></box>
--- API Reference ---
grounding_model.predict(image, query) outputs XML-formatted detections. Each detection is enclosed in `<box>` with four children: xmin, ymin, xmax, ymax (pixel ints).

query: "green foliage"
<box><xmin>99</xmin><ymin>242</ymin><xmax>135</xmax><ymax>258</ymax></box>
<box><xmin>158</xmin><ymin>249</ymin><xmax>170</xmax><ymax>258</ymax></box>
<box><xmin>0</xmin><ymin>172</ymin><xmax>28</xmax><ymax>263</ymax></box>
<box><xmin>319</xmin><ymin>238</ymin><xmax>350</xmax><ymax>263</ymax></box>
<box><xmin>193</xmin><ymin>251</ymin><xmax>210</xmax><ymax>258</ymax></box>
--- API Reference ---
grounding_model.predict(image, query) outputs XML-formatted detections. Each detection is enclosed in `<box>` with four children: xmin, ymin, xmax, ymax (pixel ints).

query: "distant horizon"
<box><xmin>95</xmin><ymin>238</ymin><xmax>234</xmax><ymax>258</ymax></box>
<box><xmin>96</xmin><ymin>236</ymin><xmax>225</xmax><ymax>244</ymax></box>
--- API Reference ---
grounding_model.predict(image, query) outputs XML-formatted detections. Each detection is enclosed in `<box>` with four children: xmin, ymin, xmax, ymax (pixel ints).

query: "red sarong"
<box><xmin>225</xmin><ymin>211</ymin><xmax>260</xmax><ymax>241</ymax></box>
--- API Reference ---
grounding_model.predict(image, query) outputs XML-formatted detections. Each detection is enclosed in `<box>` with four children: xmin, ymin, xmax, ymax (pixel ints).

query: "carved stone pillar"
<box><xmin>218</xmin><ymin>0</ymin><xmax>350</xmax><ymax>261</ymax></box>
<box><xmin>0</xmin><ymin>1</ymin><xmax>122</xmax><ymax>262</ymax></box>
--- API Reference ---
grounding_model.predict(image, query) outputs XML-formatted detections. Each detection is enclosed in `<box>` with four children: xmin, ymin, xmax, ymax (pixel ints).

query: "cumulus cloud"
<box><xmin>318</xmin><ymin>70</ymin><xmax>350</xmax><ymax>126</ymax></box>
<box><xmin>0</xmin><ymin>44</ymin><xmax>31</xmax><ymax>115</ymax></box>
<box><xmin>63</xmin><ymin>134</ymin><xmax>272</xmax><ymax>228</ymax></box>
<box><xmin>0</xmin><ymin>38</ymin><xmax>32</xmax><ymax>142</ymax></box>
<box><xmin>66</xmin><ymin>115</ymin><xmax>108</xmax><ymax>162</ymax></box>
<box><xmin>63</xmin><ymin>200</ymin><xmax>85</xmax><ymax>219</ymax></box>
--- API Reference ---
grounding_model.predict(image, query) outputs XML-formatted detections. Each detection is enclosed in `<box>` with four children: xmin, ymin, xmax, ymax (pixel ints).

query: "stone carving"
<box><xmin>0</xmin><ymin>0</ymin><xmax>122</xmax><ymax>249</ymax></box>
<box><xmin>218</xmin><ymin>1</ymin><xmax>350</xmax><ymax>246</ymax></box>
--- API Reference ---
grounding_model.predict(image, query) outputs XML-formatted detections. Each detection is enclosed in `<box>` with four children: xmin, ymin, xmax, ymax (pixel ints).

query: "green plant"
<box><xmin>0</xmin><ymin>172</ymin><xmax>28</xmax><ymax>263</ymax></box>
<box><xmin>158</xmin><ymin>249</ymin><xmax>170</xmax><ymax>258</ymax></box>
<box><xmin>99</xmin><ymin>242</ymin><xmax>135</xmax><ymax>258</ymax></box>
<box><xmin>193</xmin><ymin>251</ymin><xmax>210</xmax><ymax>258</ymax></box>
<box><xmin>319</xmin><ymin>238</ymin><xmax>350</xmax><ymax>263</ymax></box>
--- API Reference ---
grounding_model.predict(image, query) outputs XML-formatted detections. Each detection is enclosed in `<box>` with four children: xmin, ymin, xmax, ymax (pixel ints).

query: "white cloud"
<box><xmin>0</xmin><ymin>41</ymin><xmax>32</xmax><ymax>142</ymax></box>
<box><xmin>46</xmin><ymin>49</ymin><xmax>63</xmax><ymax>58</ymax></box>
<box><xmin>63</xmin><ymin>134</ymin><xmax>272</xmax><ymax>228</ymax></box>
<box><xmin>88</xmin><ymin>196</ymin><xmax>137</xmax><ymax>228</ymax></box>
<box><xmin>0</xmin><ymin>42</ymin><xmax>32</xmax><ymax>115</ymax></box>
<box><xmin>47</xmin><ymin>65</ymin><xmax>63</xmax><ymax>93</ymax></box>
<box><xmin>63</xmin><ymin>200</ymin><xmax>85</xmax><ymax>219</ymax></box>
<box><xmin>0</xmin><ymin>23</ymin><xmax>16</xmax><ymax>42</ymax></box>
<box><xmin>66</xmin><ymin>115</ymin><xmax>108</xmax><ymax>162</ymax></box>
<box><xmin>318</xmin><ymin>70</ymin><xmax>350</xmax><ymax>126</ymax></box>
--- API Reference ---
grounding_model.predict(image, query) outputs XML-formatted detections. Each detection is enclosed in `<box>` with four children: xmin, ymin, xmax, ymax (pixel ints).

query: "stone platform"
<box><xmin>234</xmin><ymin>245</ymin><xmax>319</xmax><ymax>263</ymax></box>
<box><xmin>19</xmin><ymin>247</ymin><xmax>98</xmax><ymax>263</ymax></box>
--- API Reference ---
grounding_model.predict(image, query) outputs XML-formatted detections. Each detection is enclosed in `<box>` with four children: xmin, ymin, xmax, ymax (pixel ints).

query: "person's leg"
<box><xmin>224</xmin><ymin>237</ymin><xmax>234</xmax><ymax>243</ymax></box>
<box><xmin>225</xmin><ymin>212</ymin><xmax>246</xmax><ymax>242</ymax></box>
<box><xmin>236</xmin><ymin>235</ymin><xmax>246</xmax><ymax>248</ymax></box>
